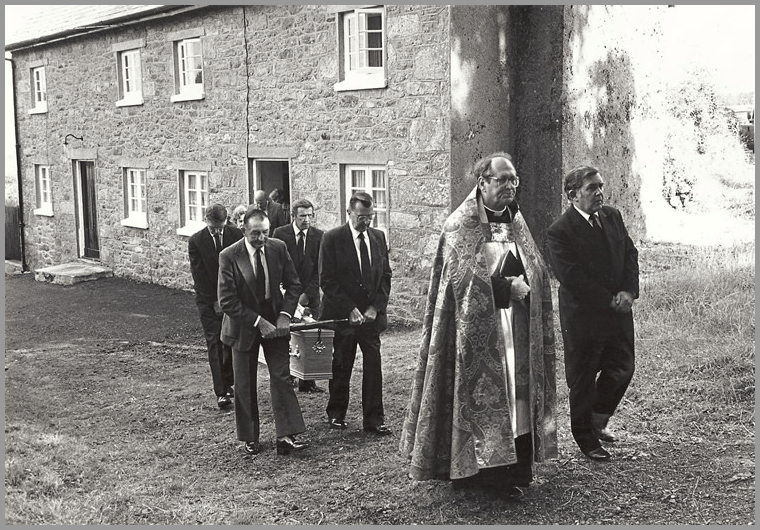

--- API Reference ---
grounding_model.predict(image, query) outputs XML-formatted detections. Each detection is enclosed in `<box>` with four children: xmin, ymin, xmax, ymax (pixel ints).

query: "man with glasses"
<box><xmin>188</xmin><ymin>203</ymin><xmax>243</xmax><ymax>409</ymax></box>
<box><xmin>272</xmin><ymin>198</ymin><xmax>325</xmax><ymax>393</ymax></box>
<box><xmin>319</xmin><ymin>192</ymin><xmax>393</xmax><ymax>435</ymax></box>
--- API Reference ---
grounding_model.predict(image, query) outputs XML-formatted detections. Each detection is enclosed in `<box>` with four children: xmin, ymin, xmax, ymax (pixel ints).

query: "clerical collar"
<box><xmin>484</xmin><ymin>204</ymin><xmax>508</xmax><ymax>216</ymax></box>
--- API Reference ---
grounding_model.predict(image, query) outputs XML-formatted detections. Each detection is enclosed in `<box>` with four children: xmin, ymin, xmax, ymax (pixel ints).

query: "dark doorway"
<box><xmin>5</xmin><ymin>204</ymin><xmax>22</xmax><ymax>260</ymax></box>
<box><xmin>76</xmin><ymin>160</ymin><xmax>100</xmax><ymax>259</ymax></box>
<box><xmin>248</xmin><ymin>159</ymin><xmax>290</xmax><ymax>206</ymax></box>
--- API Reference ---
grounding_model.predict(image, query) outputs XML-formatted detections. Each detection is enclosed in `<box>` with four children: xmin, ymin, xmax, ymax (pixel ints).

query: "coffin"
<box><xmin>289</xmin><ymin>328</ymin><xmax>334</xmax><ymax>380</ymax></box>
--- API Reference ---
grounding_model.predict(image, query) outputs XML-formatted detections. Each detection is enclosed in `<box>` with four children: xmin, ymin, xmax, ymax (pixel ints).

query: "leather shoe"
<box><xmin>243</xmin><ymin>441</ymin><xmax>260</xmax><ymax>455</ymax></box>
<box><xmin>594</xmin><ymin>426</ymin><xmax>618</xmax><ymax>443</ymax></box>
<box><xmin>224</xmin><ymin>388</ymin><xmax>234</xmax><ymax>398</ymax></box>
<box><xmin>300</xmin><ymin>385</ymin><xmax>326</xmax><ymax>393</ymax></box>
<box><xmin>329</xmin><ymin>418</ymin><xmax>348</xmax><ymax>430</ymax></box>
<box><xmin>583</xmin><ymin>446</ymin><xmax>611</xmax><ymax>461</ymax></box>
<box><xmin>276</xmin><ymin>436</ymin><xmax>310</xmax><ymax>455</ymax></box>
<box><xmin>217</xmin><ymin>395</ymin><xmax>232</xmax><ymax>408</ymax></box>
<box><xmin>364</xmin><ymin>424</ymin><xmax>392</xmax><ymax>436</ymax></box>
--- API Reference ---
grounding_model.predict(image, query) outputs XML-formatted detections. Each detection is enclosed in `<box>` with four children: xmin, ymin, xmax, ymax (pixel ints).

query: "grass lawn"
<box><xmin>4</xmin><ymin>241</ymin><xmax>754</xmax><ymax>524</ymax></box>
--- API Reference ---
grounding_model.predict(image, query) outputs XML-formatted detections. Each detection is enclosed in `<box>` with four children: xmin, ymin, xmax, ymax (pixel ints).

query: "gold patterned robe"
<box><xmin>399</xmin><ymin>187</ymin><xmax>557</xmax><ymax>480</ymax></box>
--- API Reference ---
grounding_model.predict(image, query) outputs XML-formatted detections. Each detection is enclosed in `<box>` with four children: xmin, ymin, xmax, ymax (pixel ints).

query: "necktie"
<box><xmin>213</xmin><ymin>232</ymin><xmax>222</xmax><ymax>253</ymax></box>
<box><xmin>255</xmin><ymin>249</ymin><xmax>266</xmax><ymax>300</ymax></box>
<box><xmin>590</xmin><ymin>214</ymin><xmax>602</xmax><ymax>231</ymax></box>
<box><xmin>358</xmin><ymin>233</ymin><xmax>373</xmax><ymax>292</ymax></box>
<box><xmin>297</xmin><ymin>231</ymin><xmax>305</xmax><ymax>257</ymax></box>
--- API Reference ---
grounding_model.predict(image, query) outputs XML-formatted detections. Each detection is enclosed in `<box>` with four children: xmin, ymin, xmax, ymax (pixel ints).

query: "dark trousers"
<box><xmin>196</xmin><ymin>300</ymin><xmax>234</xmax><ymax>396</ymax></box>
<box><xmin>326</xmin><ymin>327</ymin><xmax>384</xmax><ymax>428</ymax></box>
<box><xmin>232</xmin><ymin>301</ymin><xmax>305</xmax><ymax>442</ymax></box>
<box><xmin>562</xmin><ymin>318</ymin><xmax>635</xmax><ymax>452</ymax></box>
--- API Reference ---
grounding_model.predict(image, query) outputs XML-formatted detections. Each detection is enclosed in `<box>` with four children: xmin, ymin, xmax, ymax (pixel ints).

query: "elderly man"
<box><xmin>188</xmin><ymin>203</ymin><xmax>243</xmax><ymax>408</ymax></box>
<box><xmin>400</xmin><ymin>153</ymin><xmax>556</xmax><ymax>498</ymax></box>
<box><xmin>218</xmin><ymin>208</ymin><xmax>309</xmax><ymax>456</ymax></box>
<box><xmin>253</xmin><ymin>189</ymin><xmax>289</xmax><ymax>236</ymax></box>
<box><xmin>547</xmin><ymin>165</ymin><xmax>639</xmax><ymax>462</ymax></box>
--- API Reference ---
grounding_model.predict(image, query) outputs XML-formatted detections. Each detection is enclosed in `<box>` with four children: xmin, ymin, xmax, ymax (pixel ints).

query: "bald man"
<box><xmin>253</xmin><ymin>190</ymin><xmax>289</xmax><ymax>236</ymax></box>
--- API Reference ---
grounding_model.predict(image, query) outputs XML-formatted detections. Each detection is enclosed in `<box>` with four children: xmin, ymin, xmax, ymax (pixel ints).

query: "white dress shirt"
<box><xmin>573</xmin><ymin>205</ymin><xmax>602</xmax><ymax>228</ymax></box>
<box><xmin>348</xmin><ymin>223</ymin><xmax>371</xmax><ymax>269</ymax></box>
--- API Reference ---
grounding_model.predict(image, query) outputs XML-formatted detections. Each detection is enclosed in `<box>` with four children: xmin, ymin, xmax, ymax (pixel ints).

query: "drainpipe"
<box><xmin>6</xmin><ymin>56</ymin><xmax>27</xmax><ymax>271</ymax></box>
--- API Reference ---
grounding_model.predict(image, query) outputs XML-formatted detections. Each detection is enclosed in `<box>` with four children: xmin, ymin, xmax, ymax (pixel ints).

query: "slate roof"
<box><xmin>5</xmin><ymin>5</ymin><xmax>182</xmax><ymax>50</ymax></box>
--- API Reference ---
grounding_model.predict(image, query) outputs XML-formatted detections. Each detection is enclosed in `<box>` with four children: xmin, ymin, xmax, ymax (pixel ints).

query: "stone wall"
<box><xmin>11</xmin><ymin>5</ymin><xmax>452</xmax><ymax>324</ymax></box>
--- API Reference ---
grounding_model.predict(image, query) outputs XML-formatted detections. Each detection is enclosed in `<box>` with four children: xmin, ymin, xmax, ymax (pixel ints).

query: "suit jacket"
<box><xmin>271</xmin><ymin>224</ymin><xmax>324</xmax><ymax>308</ymax></box>
<box><xmin>218</xmin><ymin>238</ymin><xmax>302</xmax><ymax>351</ymax></box>
<box><xmin>266</xmin><ymin>201</ymin><xmax>289</xmax><ymax>236</ymax></box>
<box><xmin>547</xmin><ymin>205</ymin><xmax>639</xmax><ymax>340</ymax></box>
<box><xmin>319</xmin><ymin>223</ymin><xmax>392</xmax><ymax>333</ymax></box>
<box><xmin>188</xmin><ymin>225</ymin><xmax>244</xmax><ymax>303</ymax></box>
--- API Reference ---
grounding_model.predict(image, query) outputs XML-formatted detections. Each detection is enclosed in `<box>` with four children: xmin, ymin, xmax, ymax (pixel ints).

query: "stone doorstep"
<box><xmin>5</xmin><ymin>260</ymin><xmax>23</xmax><ymax>275</ymax></box>
<box><xmin>34</xmin><ymin>261</ymin><xmax>114</xmax><ymax>286</ymax></box>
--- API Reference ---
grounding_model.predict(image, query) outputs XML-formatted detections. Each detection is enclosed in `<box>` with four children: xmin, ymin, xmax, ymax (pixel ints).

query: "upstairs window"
<box><xmin>344</xmin><ymin>164</ymin><xmax>388</xmax><ymax>237</ymax></box>
<box><xmin>177</xmin><ymin>170</ymin><xmax>208</xmax><ymax>236</ymax></box>
<box><xmin>121</xmin><ymin>168</ymin><xmax>148</xmax><ymax>229</ymax></box>
<box><xmin>334</xmin><ymin>7</ymin><xmax>387</xmax><ymax>92</ymax></box>
<box><xmin>34</xmin><ymin>164</ymin><xmax>53</xmax><ymax>216</ymax></box>
<box><xmin>116</xmin><ymin>49</ymin><xmax>143</xmax><ymax>106</ymax></box>
<box><xmin>171</xmin><ymin>38</ymin><xmax>204</xmax><ymax>102</ymax></box>
<box><xmin>29</xmin><ymin>66</ymin><xmax>47</xmax><ymax>114</ymax></box>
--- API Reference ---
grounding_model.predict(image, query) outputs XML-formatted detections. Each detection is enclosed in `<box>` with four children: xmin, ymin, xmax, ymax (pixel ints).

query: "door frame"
<box><xmin>247</xmin><ymin>158</ymin><xmax>292</xmax><ymax>205</ymax></box>
<box><xmin>73</xmin><ymin>159</ymin><xmax>100</xmax><ymax>259</ymax></box>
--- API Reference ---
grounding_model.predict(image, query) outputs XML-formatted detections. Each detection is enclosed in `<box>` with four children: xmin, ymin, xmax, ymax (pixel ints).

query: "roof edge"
<box><xmin>5</xmin><ymin>5</ymin><xmax>207</xmax><ymax>52</ymax></box>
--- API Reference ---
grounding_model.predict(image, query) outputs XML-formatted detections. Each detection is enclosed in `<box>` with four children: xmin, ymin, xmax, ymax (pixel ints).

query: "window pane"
<box><xmin>188</xmin><ymin>174</ymin><xmax>196</xmax><ymax>190</ymax></box>
<box><xmin>372</xmin><ymin>170</ymin><xmax>386</xmax><ymax>188</ymax></box>
<box><xmin>373</xmin><ymin>190</ymin><xmax>387</xmax><ymax>209</ymax></box>
<box><xmin>351</xmin><ymin>169</ymin><xmax>366</xmax><ymax>189</ymax></box>
<box><xmin>366</xmin><ymin>13</ymin><xmax>382</xmax><ymax>31</ymax></box>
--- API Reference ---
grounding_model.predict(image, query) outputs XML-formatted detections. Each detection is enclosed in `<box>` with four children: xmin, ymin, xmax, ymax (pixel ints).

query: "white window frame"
<box><xmin>33</xmin><ymin>164</ymin><xmax>53</xmax><ymax>216</ymax></box>
<box><xmin>334</xmin><ymin>7</ymin><xmax>387</xmax><ymax>92</ymax></box>
<box><xmin>176</xmin><ymin>170</ymin><xmax>208</xmax><ymax>236</ymax></box>
<box><xmin>120</xmin><ymin>168</ymin><xmax>148</xmax><ymax>229</ymax></box>
<box><xmin>116</xmin><ymin>49</ymin><xmax>144</xmax><ymax>107</ymax></box>
<box><xmin>171</xmin><ymin>37</ymin><xmax>204</xmax><ymax>102</ymax></box>
<box><xmin>29</xmin><ymin>67</ymin><xmax>47</xmax><ymax>114</ymax></box>
<box><xmin>344</xmin><ymin>164</ymin><xmax>388</xmax><ymax>237</ymax></box>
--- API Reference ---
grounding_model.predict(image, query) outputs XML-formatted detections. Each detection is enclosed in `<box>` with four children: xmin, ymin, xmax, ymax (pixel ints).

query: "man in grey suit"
<box><xmin>218</xmin><ymin>208</ymin><xmax>309</xmax><ymax>456</ymax></box>
<box><xmin>547</xmin><ymin>165</ymin><xmax>639</xmax><ymax>462</ymax></box>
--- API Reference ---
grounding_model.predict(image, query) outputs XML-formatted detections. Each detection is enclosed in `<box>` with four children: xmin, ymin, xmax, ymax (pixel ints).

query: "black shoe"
<box><xmin>243</xmin><ymin>441</ymin><xmax>260</xmax><ymax>455</ymax></box>
<box><xmin>500</xmin><ymin>485</ymin><xmax>525</xmax><ymax>499</ymax></box>
<box><xmin>224</xmin><ymin>387</ymin><xmax>234</xmax><ymax>399</ymax></box>
<box><xmin>300</xmin><ymin>385</ymin><xmax>326</xmax><ymax>393</ymax></box>
<box><xmin>583</xmin><ymin>446</ymin><xmax>611</xmax><ymax>461</ymax></box>
<box><xmin>593</xmin><ymin>426</ymin><xmax>618</xmax><ymax>443</ymax></box>
<box><xmin>329</xmin><ymin>418</ymin><xmax>348</xmax><ymax>430</ymax></box>
<box><xmin>363</xmin><ymin>424</ymin><xmax>392</xmax><ymax>436</ymax></box>
<box><xmin>217</xmin><ymin>395</ymin><xmax>232</xmax><ymax>408</ymax></box>
<box><xmin>276</xmin><ymin>436</ymin><xmax>310</xmax><ymax>455</ymax></box>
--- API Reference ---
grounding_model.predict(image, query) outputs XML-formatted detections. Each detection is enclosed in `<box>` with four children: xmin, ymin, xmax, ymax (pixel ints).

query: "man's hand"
<box><xmin>348</xmin><ymin>307</ymin><xmax>365</xmax><ymax>326</ymax></box>
<box><xmin>362</xmin><ymin>305</ymin><xmax>377</xmax><ymax>324</ymax></box>
<box><xmin>612</xmin><ymin>291</ymin><xmax>635</xmax><ymax>313</ymax></box>
<box><xmin>274</xmin><ymin>314</ymin><xmax>292</xmax><ymax>337</ymax></box>
<box><xmin>257</xmin><ymin>317</ymin><xmax>277</xmax><ymax>339</ymax></box>
<box><xmin>509</xmin><ymin>274</ymin><xmax>530</xmax><ymax>301</ymax></box>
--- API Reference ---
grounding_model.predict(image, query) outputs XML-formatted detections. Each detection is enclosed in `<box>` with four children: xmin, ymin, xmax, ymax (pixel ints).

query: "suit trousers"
<box><xmin>232</xmin><ymin>302</ymin><xmax>306</xmax><ymax>443</ymax></box>
<box><xmin>562</xmin><ymin>315</ymin><xmax>635</xmax><ymax>452</ymax></box>
<box><xmin>326</xmin><ymin>326</ymin><xmax>385</xmax><ymax>428</ymax></box>
<box><xmin>196</xmin><ymin>300</ymin><xmax>234</xmax><ymax>396</ymax></box>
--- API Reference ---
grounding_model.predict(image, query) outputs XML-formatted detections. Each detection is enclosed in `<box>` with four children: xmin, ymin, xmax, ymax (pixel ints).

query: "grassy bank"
<box><xmin>4</xmin><ymin>241</ymin><xmax>755</xmax><ymax>524</ymax></box>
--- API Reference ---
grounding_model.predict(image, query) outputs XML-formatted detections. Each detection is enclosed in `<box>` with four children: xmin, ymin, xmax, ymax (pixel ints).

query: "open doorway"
<box><xmin>248</xmin><ymin>158</ymin><xmax>290</xmax><ymax>210</ymax></box>
<box><xmin>73</xmin><ymin>160</ymin><xmax>100</xmax><ymax>259</ymax></box>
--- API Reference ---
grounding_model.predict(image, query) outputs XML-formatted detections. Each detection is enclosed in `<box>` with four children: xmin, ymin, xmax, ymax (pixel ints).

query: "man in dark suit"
<box><xmin>272</xmin><ymin>198</ymin><xmax>325</xmax><ymax>393</ymax></box>
<box><xmin>319</xmin><ymin>192</ymin><xmax>393</xmax><ymax>435</ymax></box>
<box><xmin>188</xmin><ymin>203</ymin><xmax>243</xmax><ymax>409</ymax></box>
<box><xmin>547</xmin><ymin>166</ymin><xmax>639</xmax><ymax>462</ymax></box>
<box><xmin>253</xmin><ymin>189</ymin><xmax>289</xmax><ymax>236</ymax></box>
<box><xmin>218</xmin><ymin>208</ymin><xmax>309</xmax><ymax>456</ymax></box>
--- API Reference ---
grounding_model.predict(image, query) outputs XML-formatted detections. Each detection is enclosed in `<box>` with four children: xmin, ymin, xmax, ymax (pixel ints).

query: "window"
<box><xmin>177</xmin><ymin>170</ymin><xmax>208</xmax><ymax>235</ymax></box>
<box><xmin>33</xmin><ymin>165</ymin><xmax>53</xmax><ymax>216</ymax></box>
<box><xmin>121</xmin><ymin>168</ymin><xmax>148</xmax><ymax>228</ymax></box>
<box><xmin>116</xmin><ymin>49</ymin><xmax>143</xmax><ymax>106</ymax></box>
<box><xmin>171</xmin><ymin>38</ymin><xmax>204</xmax><ymax>102</ymax></box>
<box><xmin>334</xmin><ymin>7</ymin><xmax>386</xmax><ymax>92</ymax></box>
<box><xmin>29</xmin><ymin>67</ymin><xmax>47</xmax><ymax>114</ymax></box>
<box><xmin>345</xmin><ymin>164</ymin><xmax>388</xmax><ymax>235</ymax></box>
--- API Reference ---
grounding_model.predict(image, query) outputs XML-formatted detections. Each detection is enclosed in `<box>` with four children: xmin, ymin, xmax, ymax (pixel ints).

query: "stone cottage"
<box><xmin>6</xmin><ymin>5</ymin><xmax>668</xmax><ymax>324</ymax></box>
